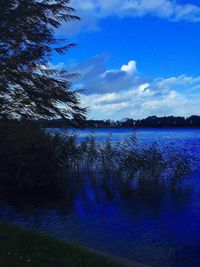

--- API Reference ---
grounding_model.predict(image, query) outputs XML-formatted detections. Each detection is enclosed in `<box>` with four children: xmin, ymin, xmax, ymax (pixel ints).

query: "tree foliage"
<box><xmin>0</xmin><ymin>0</ymin><xmax>86</xmax><ymax>121</ymax></box>
<box><xmin>0</xmin><ymin>122</ymin><xmax>70</xmax><ymax>194</ymax></box>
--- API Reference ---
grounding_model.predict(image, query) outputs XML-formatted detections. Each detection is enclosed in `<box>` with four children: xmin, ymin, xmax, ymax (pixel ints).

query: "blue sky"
<box><xmin>52</xmin><ymin>0</ymin><xmax>200</xmax><ymax>120</ymax></box>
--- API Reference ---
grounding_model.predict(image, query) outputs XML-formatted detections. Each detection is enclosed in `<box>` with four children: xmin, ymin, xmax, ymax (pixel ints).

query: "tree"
<box><xmin>0</xmin><ymin>0</ymin><xmax>86</xmax><ymax>122</ymax></box>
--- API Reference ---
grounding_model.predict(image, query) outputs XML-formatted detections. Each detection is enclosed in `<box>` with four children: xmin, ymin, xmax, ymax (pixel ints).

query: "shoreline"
<box><xmin>87</xmin><ymin>248</ymin><xmax>149</xmax><ymax>267</ymax></box>
<box><xmin>0</xmin><ymin>223</ymin><xmax>148</xmax><ymax>267</ymax></box>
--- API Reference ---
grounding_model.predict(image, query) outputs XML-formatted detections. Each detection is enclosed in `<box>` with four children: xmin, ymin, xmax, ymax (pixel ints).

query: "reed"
<box><xmin>0</xmin><ymin>123</ymin><xmax>191</xmax><ymax>195</ymax></box>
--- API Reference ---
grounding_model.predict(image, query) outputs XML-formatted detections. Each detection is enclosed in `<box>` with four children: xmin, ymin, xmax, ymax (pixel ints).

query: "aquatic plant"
<box><xmin>63</xmin><ymin>132</ymin><xmax>192</xmax><ymax>193</ymax></box>
<box><xmin>0</xmin><ymin>123</ymin><xmax>191</xmax><ymax>196</ymax></box>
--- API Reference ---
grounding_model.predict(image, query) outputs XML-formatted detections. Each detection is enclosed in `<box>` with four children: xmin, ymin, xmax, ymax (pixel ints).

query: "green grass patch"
<box><xmin>0</xmin><ymin>224</ymin><xmax>123</xmax><ymax>267</ymax></box>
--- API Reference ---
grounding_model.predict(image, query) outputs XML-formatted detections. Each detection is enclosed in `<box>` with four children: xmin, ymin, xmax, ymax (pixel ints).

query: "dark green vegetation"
<box><xmin>0</xmin><ymin>224</ymin><xmax>123</xmax><ymax>267</ymax></box>
<box><xmin>0</xmin><ymin>0</ymin><xmax>86</xmax><ymax>122</ymax></box>
<box><xmin>0</xmin><ymin>0</ymin><xmax>87</xmax><ymax>195</ymax></box>
<box><xmin>37</xmin><ymin>115</ymin><xmax>200</xmax><ymax>128</ymax></box>
<box><xmin>0</xmin><ymin>122</ymin><xmax>71</xmax><ymax>195</ymax></box>
<box><xmin>0</xmin><ymin>0</ymin><xmax>86</xmax><ymax>195</ymax></box>
<box><xmin>0</xmin><ymin>121</ymin><xmax>191</xmax><ymax>196</ymax></box>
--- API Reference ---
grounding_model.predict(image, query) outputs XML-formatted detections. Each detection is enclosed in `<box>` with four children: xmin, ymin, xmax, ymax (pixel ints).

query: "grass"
<box><xmin>0</xmin><ymin>121</ymin><xmax>191</xmax><ymax>195</ymax></box>
<box><xmin>0</xmin><ymin>224</ymin><xmax>123</xmax><ymax>267</ymax></box>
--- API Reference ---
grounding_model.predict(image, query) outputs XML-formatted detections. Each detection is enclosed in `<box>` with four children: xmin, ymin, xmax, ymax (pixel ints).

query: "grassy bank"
<box><xmin>0</xmin><ymin>224</ymin><xmax>123</xmax><ymax>267</ymax></box>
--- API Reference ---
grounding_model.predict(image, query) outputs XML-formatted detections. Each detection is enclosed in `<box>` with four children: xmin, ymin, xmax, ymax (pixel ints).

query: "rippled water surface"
<box><xmin>1</xmin><ymin>128</ymin><xmax>200</xmax><ymax>267</ymax></box>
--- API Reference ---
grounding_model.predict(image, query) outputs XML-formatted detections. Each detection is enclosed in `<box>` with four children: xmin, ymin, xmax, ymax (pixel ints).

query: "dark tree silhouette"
<box><xmin>42</xmin><ymin>115</ymin><xmax>200</xmax><ymax>128</ymax></box>
<box><xmin>0</xmin><ymin>0</ymin><xmax>86</xmax><ymax>121</ymax></box>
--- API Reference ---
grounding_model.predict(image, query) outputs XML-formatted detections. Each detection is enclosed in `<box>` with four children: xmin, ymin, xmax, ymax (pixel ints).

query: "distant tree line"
<box><xmin>119</xmin><ymin>115</ymin><xmax>200</xmax><ymax>128</ymax></box>
<box><xmin>4</xmin><ymin>115</ymin><xmax>200</xmax><ymax>128</ymax></box>
<box><xmin>28</xmin><ymin>115</ymin><xmax>200</xmax><ymax>128</ymax></box>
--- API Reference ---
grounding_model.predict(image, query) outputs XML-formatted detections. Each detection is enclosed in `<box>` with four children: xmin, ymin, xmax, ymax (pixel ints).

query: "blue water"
<box><xmin>1</xmin><ymin>128</ymin><xmax>200</xmax><ymax>267</ymax></box>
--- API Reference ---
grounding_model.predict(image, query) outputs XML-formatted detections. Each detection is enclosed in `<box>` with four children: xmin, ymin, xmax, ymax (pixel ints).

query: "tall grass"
<box><xmin>56</xmin><ymin>132</ymin><xmax>191</xmax><ymax>193</ymax></box>
<box><xmin>0</xmin><ymin>123</ymin><xmax>191</xmax><ymax>196</ymax></box>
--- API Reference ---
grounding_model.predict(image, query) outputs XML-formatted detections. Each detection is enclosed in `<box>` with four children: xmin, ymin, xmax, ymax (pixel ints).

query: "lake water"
<box><xmin>1</xmin><ymin>128</ymin><xmax>200</xmax><ymax>267</ymax></box>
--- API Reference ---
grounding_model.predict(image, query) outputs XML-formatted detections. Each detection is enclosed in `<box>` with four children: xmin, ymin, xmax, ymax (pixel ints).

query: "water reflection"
<box><xmin>0</xmin><ymin>172</ymin><xmax>198</xmax><ymax>267</ymax></box>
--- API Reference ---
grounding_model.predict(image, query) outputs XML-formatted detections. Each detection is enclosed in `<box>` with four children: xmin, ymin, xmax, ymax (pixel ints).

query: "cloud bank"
<box><xmin>61</xmin><ymin>0</ymin><xmax>200</xmax><ymax>35</ymax></box>
<box><xmin>66</xmin><ymin>55</ymin><xmax>200</xmax><ymax>120</ymax></box>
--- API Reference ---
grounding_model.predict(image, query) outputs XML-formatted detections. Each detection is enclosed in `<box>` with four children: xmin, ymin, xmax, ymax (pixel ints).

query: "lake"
<box><xmin>1</xmin><ymin>128</ymin><xmax>200</xmax><ymax>267</ymax></box>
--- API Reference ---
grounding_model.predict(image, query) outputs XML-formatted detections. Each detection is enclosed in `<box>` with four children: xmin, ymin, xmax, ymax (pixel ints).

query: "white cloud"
<box><xmin>70</xmin><ymin>56</ymin><xmax>143</xmax><ymax>94</ymax></box>
<box><xmin>153</xmin><ymin>75</ymin><xmax>197</xmax><ymax>88</ymax></box>
<box><xmin>121</xmin><ymin>60</ymin><xmax>137</xmax><ymax>75</ymax></box>
<box><xmin>62</xmin><ymin>0</ymin><xmax>200</xmax><ymax>35</ymax></box>
<box><xmin>81</xmin><ymin>83</ymin><xmax>200</xmax><ymax>120</ymax></box>
<box><xmin>52</xmin><ymin>57</ymin><xmax>200</xmax><ymax>119</ymax></box>
<box><xmin>138</xmin><ymin>83</ymin><xmax>150</xmax><ymax>92</ymax></box>
<box><xmin>70</xmin><ymin>56</ymin><xmax>200</xmax><ymax>119</ymax></box>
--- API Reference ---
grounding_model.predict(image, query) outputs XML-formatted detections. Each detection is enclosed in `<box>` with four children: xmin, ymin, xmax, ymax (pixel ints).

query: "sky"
<box><xmin>52</xmin><ymin>0</ymin><xmax>200</xmax><ymax>120</ymax></box>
